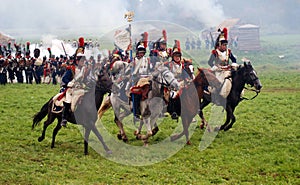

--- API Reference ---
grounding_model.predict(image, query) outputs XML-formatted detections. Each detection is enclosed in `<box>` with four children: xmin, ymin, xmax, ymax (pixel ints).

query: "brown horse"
<box><xmin>170</xmin><ymin>68</ymin><xmax>221</xmax><ymax>144</ymax></box>
<box><xmin>32</xmin><ymin>68</ymin><xmax>113</xmax><ymax>155</ymax></box>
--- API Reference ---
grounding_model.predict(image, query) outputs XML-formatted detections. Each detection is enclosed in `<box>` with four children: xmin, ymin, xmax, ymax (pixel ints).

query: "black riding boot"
<box><xmin>61</xmin><ymin>102</ymin><xmax>71</xmax><ymax>127</ymax></box>
<box><xmin>132</xmin><ymin>94</ymin><xmax>142</xmax><ymax>119</ymax></box>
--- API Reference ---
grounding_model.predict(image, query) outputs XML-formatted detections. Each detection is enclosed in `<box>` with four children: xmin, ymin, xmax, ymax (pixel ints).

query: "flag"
<box><xmin>114</xmin><ymin>27</ymin><xmax>130</xmax><ymax>51</ymax></box>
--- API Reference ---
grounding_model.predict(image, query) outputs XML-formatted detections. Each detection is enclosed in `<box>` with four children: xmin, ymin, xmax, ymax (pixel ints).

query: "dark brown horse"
<box><xmin>32</xmin><ymin>68</ymin><xmax>113</xmax><ymax>155</ymax></box>
<box><xmin>199</xmin><ymin>62</ymin><xmax>262</xmax><ymax>131</ymax></box>
<box><xmin>170</xmin><ymin>67</ymin><xmax>221</xmax><ymax>144</ymax></box>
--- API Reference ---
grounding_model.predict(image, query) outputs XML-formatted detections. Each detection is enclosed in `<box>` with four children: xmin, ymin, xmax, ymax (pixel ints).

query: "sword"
<box><xmin>61</xmin><ymin>42</ymin><xmax>67</xmax><ymax>57</ymax></box>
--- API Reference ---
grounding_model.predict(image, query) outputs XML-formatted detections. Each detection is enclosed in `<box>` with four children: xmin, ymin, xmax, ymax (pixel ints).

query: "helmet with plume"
<box><xmin>25</xmin><ymin>41</ymin><xmax>31</xmax><ymax>57</ymax></box>
<box><xmin>172</xmin><ymin>40</ymin><xmax>182</xmax><ymax>57</ymax></box>
<box><xmin>215</xmin><ymin>28</ymin><xmax>228</xmax><ymax>48</ymax></box>
<box><xmin>136</xmin><ymin>32</ymin><xmax>148</xmax><ymax>53</ymax></box>
<box><xmin>75</xmin><ymin>37</ymin><xmax>85</xmax><ymax>58</ymax></box>
<box><xmin>14</xmin><ymin>43</ymin><xmax>22</xmax><ymax>58</ymax></box>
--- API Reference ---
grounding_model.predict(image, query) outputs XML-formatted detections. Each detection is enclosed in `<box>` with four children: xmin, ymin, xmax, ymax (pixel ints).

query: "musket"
<box><xmin>61</xmin><ymin>42</ymin><xmax>67</xmax><ymax>57</ymax></box>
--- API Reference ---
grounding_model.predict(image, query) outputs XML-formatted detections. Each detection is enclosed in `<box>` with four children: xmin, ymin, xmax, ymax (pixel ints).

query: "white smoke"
<box><xmin>129</xmin><ymin>0</ymin><xmax>226</xmax><ymax>28</ymax></box>
<box><xmin>0</xmin><ymin>0</ymin><xmax>226</xmax><ymax>39</ymax></box>
<box><xmin>0</xmin><ymin>0</ymin><xmax>129</xmax><ymax>39</ymax></box>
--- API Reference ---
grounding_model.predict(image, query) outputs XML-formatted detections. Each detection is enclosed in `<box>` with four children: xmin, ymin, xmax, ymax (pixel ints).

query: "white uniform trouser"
<box><xmin>213</xmin><ymin>68</ymin><xmax>232</xmax><ymax>98</ymax></box>
<box><xmin>65</xmin><ymin>88</ymin><xmax>72</xmax><ymax>104</ymax></box>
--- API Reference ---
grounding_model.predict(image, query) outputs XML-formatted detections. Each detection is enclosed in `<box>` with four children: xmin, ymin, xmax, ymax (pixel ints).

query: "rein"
<box><xmin>153</xmin><ymin>69</ymin><xmax>174</xmax><ymax>87</ymax></box>
<box><xmin>241</xmin><ymin>86</ymin><xmax>260</xmax><ymax>100</ymax></box>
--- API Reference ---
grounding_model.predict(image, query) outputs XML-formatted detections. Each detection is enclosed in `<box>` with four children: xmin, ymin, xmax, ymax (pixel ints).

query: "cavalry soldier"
<box><xmin>130</xmin><ymin>33</ymin><xmax>151</xmax><ymax>119</ymax></box>
<box><xmin>150</xmin><ymin>30</ymin><xmax>171</xmax><ymax>68</ymax></box>
<box><xmin>165</xmin><ymin>40</ymin><xmax>194</xmax><ymax>119</ymax></box>
<box><xmin>207</xmin><ymin>27</ymin><xmax>238</xmax><ymax>98</ymax></box>
<box><xmin>60</xmin><ymin>37</ymin><xmax>87</xmax><ymax>127</ymax></box>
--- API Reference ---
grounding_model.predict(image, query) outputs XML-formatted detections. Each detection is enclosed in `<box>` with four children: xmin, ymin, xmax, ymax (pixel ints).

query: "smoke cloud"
<box><xmin>0</xmin><ymin>0</ymin><xmax>226</xmax><ymax>39</ymax></box>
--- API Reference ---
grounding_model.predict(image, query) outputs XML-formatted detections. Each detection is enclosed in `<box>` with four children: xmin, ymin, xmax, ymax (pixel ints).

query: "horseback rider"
<box><xmin>130</xmin><ymin>34</ymin><xmax>151</xmax><ymax>119</ymax></box>
<box><xmin>207</xmin><ymin>28</ymin><xmax>238</xmax><ymax>98</ymax></box>
<box><xmin>60</xmin><ymin>37</ymin><xmax>87</xmax><ymax>127</ymax></box>
<box><xmin>149</xmin><ymin>30</ymin><xmax>171</xmax><ymax>68</ymax></box>
<box><xmin>165</xmin><ymin>40</ymin><xmax>194</xmax><ymax>119</ymax></box>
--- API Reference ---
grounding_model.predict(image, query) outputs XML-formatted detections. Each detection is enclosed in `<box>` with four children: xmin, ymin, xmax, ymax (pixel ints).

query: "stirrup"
<box><xmin>61</xmin><ymin>119</ymin><xmax>67</xmax><ymax>127</ymax></box>
<box><xmin>171</xmin><ymin>112</ymin><xmax>178</xmax><ymax>120</ymax></box>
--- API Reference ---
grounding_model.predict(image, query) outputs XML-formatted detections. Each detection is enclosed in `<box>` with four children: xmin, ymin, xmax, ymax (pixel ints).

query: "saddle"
<box><xmin>52</xmin><ymin>88</ymin><xmax>85</xmax><ymax>113</ymax></box>
<box><xmin>130</xmin><ymin>77</ymin><xmax>151</xmax><ymax>101</ymax></box>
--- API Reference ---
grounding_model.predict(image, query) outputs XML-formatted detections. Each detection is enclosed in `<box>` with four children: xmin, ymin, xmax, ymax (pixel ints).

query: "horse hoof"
<box><xmin>200</xmin><ymin>123</ymin><xmax>204</xmax><ymax>129</ymax></box>
<box><xmin>224</xmin><ymin>126</ymin><xmax>232</xmax><ymax>131</ymax></box>
<box><xmin>38</xmin><ymin>137</ymin><xmax>44</xmax><ymax>142</ymax></box>
<box><xmin>106</xmin><ymin>150</ymin><xmax>113</xmax><ymax>155</ymax></box>
<box><xmin>117</xmin><ymin>134</ymin><xmax>122</xmax><ymax>140</ymax></box>
<box><xmin>214</xmin><ymin>126</ymin><xmax>220</xmax><ymax>132</ymax></box>
<box><xmin>122</xmin><ymin>137</ymin><xmax>128</xmax><ymax>143</ymax></box>
<box><xmin>134</xmin><ymin>130</ymin><xmax>140</xmax><ymax>136</ymax></box>
<box><xmin>152</xmin><ymin>127</ymin><xmax>159</xmax><ymax>135</ymax></box>
<box><xmin>186</xmin><ymin>140</ymin><xmax>192</xmax><ymax>145</ymax></box>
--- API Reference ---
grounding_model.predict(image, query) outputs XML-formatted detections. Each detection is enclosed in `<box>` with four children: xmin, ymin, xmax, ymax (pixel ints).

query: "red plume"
<box><xmin>175</xmin><ymin>40</ymin><xmax>181</xmax><ymax>52</ymax></box>
<box><xmin>162</xmin><ymin>29</ymin><xmax>167</xmax><ymax>42</ymax></box>
<box><xmin>143</xmin><ymin>32</ymin><xmax>148</xmax><ymax>48</ymax></box>
<box><xmin>79</xmin><ymin>37</ymin><xmax>84</xmax><ymax>47</ymax></box>
<box><xmin>223</xmin><ymin>28</ymin><xmax>228</xmax><ymax>40</ymax></box>
<box><xmin>47</xmin><ymin>47</ymin><xmax>52</xmax><ymax>57</ymax></box>
<box><xmin>26</xmin><ymin>41</ymin><xmax>30</xmax><ymax>51</ymax></box>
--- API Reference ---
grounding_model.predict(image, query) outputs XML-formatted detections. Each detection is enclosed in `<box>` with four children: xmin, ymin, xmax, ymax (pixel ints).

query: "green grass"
<box><xmin>0</xmin><ymin>34</ymin><xmax>300</xmax><ymax>184</ymax></box>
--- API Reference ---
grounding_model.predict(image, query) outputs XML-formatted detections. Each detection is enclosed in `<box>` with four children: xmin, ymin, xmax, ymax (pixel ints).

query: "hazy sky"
<box><xmin>0</xmin><ymin>0</ymin><xmax>299</xmax><ymax>38</ymax></box>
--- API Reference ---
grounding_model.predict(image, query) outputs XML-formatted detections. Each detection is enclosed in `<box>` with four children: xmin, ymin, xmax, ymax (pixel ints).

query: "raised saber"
<box><xmin>61</xmin><ymin>42</ymin><xmax>67</xmax><ymax>57</ymax></box>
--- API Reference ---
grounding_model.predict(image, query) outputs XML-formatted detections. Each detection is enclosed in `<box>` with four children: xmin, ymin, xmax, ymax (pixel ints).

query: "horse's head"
<box><xmin>153</xmin><ymin>66</ymin><xmax>180</xmax><ymax>90</ymax></box>
<box><xmin>241</xmin><ymin>61</ymin><xmax>262</xmax><ymax>92</ymax></box>
<box><xmin>97</xmin><ymin>65</ymin><xmax>113</xmax><ymax>92</ymax></box>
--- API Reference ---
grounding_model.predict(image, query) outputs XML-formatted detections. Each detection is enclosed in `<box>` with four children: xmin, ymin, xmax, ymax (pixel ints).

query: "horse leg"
<box><xmin>134</xmin><ymin>120</ymin><xmax>144</xmax><ymax>137</ymax></box>
<box><xmin>199</xmin><ymin>98</ymin><xmax>210</xmax><ymax>129</ymax></box>
<box><xmin>219</xmin><ymin>106</ymin><xmax>232</xmax><ymax>131</ymax></box>
<box><xmin>224</xmin><ymin>107</ymin><xmax>236</xmax><ymax>131</ymax></box>
<box><xmin>83</xmin><ymin>127</ymin><xmax>92</xmax><ymax>155</ymax></box>
<box><xmin>90</xmin><ymin>125</ymin><xmax>112</xmax><ymax>154</ymax></box>
<box><xmin>114</xmin><ymin>115</ymin><xmax>128</xmax><ymax>142</ymax></box>
<box><xmin>38</xmin><ymin>113</ymin><xmax>56</xmax><ymax>142</ymax></box>
<box><xmin>51</xmin><ymin>116</ymin><xmax>62</xmax><ymax>148</ymax></box>
<box><xmin>97</xmin><ymin>96</ymin><xmax>112</xmax><ymax>119</ymax></box>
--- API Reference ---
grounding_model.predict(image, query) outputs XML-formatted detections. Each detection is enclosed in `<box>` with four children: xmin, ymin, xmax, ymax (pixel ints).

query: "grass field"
<box><xmin>0</xmin><ymin>34</ymin><xmax>299</xmax><ymax>184</ymax></box>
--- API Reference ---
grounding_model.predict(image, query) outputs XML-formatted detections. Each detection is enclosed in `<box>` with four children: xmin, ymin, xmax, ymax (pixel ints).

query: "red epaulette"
<box><xmin>211</xmin><ymin>50</ymin><xmax>217</xmax><ymax>55</ymax></box>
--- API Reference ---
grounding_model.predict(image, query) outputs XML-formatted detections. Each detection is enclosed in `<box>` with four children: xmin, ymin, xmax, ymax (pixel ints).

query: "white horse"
<box><xmin>98</xmin><ymin>64</ymin><xmax>180</xmax><ymax>145</ymax></box>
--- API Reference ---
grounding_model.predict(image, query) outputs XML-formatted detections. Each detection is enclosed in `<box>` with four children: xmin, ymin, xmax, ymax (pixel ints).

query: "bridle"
<box><xmin>153</xmin><ymin>68</ymin><xmax>176</xmax><ymax>88</ymax></box>
<box><xmin>242</xmin><ymin>68</ymin><xmax>260</xmax><ymax>100</ymax></box>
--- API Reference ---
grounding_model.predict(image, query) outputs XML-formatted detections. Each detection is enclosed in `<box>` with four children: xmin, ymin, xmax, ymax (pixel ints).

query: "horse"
<box><xmin>134</xmin><ymin>65</ymin><xmax>180</xmax><ymax>144</ymax></box>
<box><xmin>32</xmin><ymin>68</ymin><xmax>113</xmax><ymax>155</ymax></box>
<box><xmin>98</xmin><ymin>65</ymin><xmax>180</xmax><ymax>145</ymax></box>
<box><xmin>169</xmin><ymin>67</ymin><xmax>221</xmax><ymax>144</ymax></box>
<box><xmin>199</xmin><ymin>61</ymin><xmax>262</xmax><ymax>131</ymax></box>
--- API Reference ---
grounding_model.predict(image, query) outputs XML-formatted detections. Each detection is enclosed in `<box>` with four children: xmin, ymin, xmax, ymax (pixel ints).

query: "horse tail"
<box><xmin>32</xmin><ymin>98</ymin><xmax>52</xmax><ymax>129</ymax></box>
